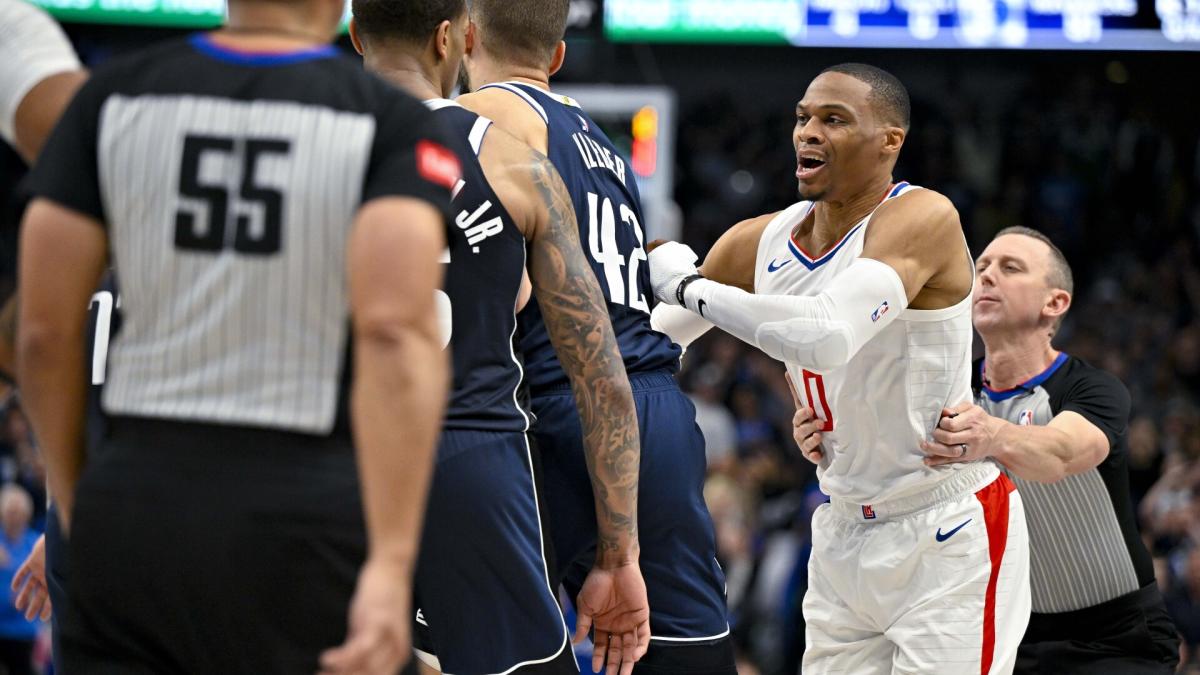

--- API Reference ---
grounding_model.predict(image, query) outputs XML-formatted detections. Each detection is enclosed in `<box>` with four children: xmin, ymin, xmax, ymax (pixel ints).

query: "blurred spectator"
<box><xmin>0</xmin><ymin>484</ymin><xmax>38</xmax><ymax>675</ymax></box>
<box><xmin>0</xmin><ymin>407</ymin><xmax>45</xmax><ymax>530</ymax></box>
<box><xmin>688</xmin><ymin>364</ymin><xmax>738</xmax><ymax>471</ymax></box>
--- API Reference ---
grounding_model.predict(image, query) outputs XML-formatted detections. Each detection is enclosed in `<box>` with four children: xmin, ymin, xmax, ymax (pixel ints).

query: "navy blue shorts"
<box><xmin>412</xmin><ymin>429</ymin><xmax>574</xmax><ymax>674</ymax></box>
<box><xmin>532</xmin><ymin>371</ymin><xmax>732</xmax><ymax>647</ymax></box>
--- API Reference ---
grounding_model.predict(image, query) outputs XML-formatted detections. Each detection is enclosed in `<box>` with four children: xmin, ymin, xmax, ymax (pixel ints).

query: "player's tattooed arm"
<box><xmin>526</xmin><ymin>150</ymin><xmax>641</xmax><ymax>563</ymax></box>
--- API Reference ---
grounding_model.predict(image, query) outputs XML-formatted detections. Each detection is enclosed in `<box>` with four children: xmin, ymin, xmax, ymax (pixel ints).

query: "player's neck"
<box><xmin>810</xmin><ymin>175</ymin><xmax>895</xmax><ymax>242</ymax></box>
<box><xmin>981</xmin><ymin>336</ymin><xmax>1059</xmax><ymax>391</ymax></box>
<box><xmin>220</xmin><ymin>5</ymin><xmax>336</xmax><ymax>48</ymax></box>
<box><xmin>369</xmin><ymin>58</ymin><xmax>446</xmax><ymax>102</ymax></box>
<box><xmin>469</xmin><ymin>57</ymin><xmax>550</xmax><ymax>91</ymax></box>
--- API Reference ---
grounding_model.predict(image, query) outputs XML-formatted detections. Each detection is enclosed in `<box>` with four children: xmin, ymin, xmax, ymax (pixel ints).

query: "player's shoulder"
<box><xmin>700</xmin><ymin>210</ymin><xmax>781</xmax><ymax>291</ymax></box>
<box><xmin>476</xmin><ymin>123</ymin><xmax>546</xmax><ymax>231</ymax></box>
<box><xmin>729</xmin><ymin>211</ymin><xmax>780</xmax><ymax>241</ymax></box>
<box><xmin>881</xmin><ymin>186</ymin><xmax>960</xmax><ymax>227</ymax></box>
<box><xmin>457</xmin><ymin>89</ymin><xmax>547</xmax><ymax>151</ymax></box>
<box><xmin>867</xmin><ymin>185</ymin><xmax>962</xmax><ymax>254</ymax></box>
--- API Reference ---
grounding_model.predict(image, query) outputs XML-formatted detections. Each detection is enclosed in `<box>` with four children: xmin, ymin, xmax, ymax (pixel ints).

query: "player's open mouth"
<box><xmin>796</xmin><ymin>157</ymin><xmax>826</xmax><ymax>180</ymax></box>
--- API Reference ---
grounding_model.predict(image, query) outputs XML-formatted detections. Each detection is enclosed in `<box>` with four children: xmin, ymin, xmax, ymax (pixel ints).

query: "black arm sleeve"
<box><xmin>1057</xmin><ymin>367</ymin><xmax>1131</xmax><ymax>449</ymax></box>
<box><xmin>26</xmin><ymin>74</ymin><xmax>107</xmax><ymax>225</ymax></box>
<box><xmin>361</xmin><ymin>93</ymin><xmax>457</xmax><ymax>225</ymax></box>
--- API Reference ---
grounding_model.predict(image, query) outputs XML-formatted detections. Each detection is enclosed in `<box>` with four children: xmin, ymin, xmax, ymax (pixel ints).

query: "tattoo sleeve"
<box><xmin>527</xmin><ymin>151</ymin><xmax>641</xmax><ymax>562</ymax></box>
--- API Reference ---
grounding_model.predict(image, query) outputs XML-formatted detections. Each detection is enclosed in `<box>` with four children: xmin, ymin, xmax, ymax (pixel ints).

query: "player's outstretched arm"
<box><xmin>321</xmin><ymin>197</ymin><xmax>448</xmax><ymax>675</ymax></box>
<box><xmin>17</xmin><ymin>200</ymin><xmax>107</xmax><ymax>532</ymax></box>
<box><xmin>648</xmin><ymin>190</ymin><xmax>967</xmax><ymax>371</ymax></box>
<box><xmin>646</xmin><ymin>212</ymin><xmax>772</xmax><ymax>349</ymax></box>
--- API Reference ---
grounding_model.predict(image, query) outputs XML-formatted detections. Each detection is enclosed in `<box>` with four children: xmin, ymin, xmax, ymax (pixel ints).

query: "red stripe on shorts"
<box><xmin>975</xmin><ymin>473</ymin><xmax>1015</xmax><ymax>675</ymax></box>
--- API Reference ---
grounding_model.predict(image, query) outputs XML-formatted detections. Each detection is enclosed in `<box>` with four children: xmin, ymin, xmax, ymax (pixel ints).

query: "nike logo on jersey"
<box><xmin>767</xmin><ymin>258</ymin><xmax>792</xmax><ymax>273</ymax></box>
<box><xmin>935</xmin><ymin>519</ymin><xmax>972</xmax><ymax>542</ymax></box>
<box><xmin>697</xmin><ymin>299</ymin><xmax>708</xmax><ymax>318</ymax></box>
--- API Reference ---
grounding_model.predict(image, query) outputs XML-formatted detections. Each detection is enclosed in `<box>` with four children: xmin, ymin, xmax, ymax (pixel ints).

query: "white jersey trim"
<box><xmin>424</xmin><ymin>97</ymin><xmax>460</xmax><ymax>111</ymax></box>
<box><xmin>467</xmin><ymin>117</ymin><xmax>492</xmax><ymax>156</ymax></box>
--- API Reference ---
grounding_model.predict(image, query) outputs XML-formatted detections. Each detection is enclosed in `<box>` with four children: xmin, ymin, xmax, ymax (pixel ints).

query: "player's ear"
<box><xmin>435</xmin><ymin>19</ymin><xmax>453</xmax><ymax>61</ymax></box>
<box><xmin>348</xmin><ymin>18</ymin><xmax>365</xmax><ymax>56</ymax></box>
<box><xmin>465</xmin><ymin>19</ymin><xmax>476</xmax><ymax>55</ymax></box>
<box><xmin>881</xmin><ymin>125</ymin><xmax>905</xmax><ymax>158</ymax></box>
<box><xmin>548</xmin><ymin>41</ymin><xmax>567</xmax><ymax>77</ymax></box>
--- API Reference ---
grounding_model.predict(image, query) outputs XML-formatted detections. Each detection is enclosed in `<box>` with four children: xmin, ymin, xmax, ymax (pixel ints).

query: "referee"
<box><xmin>923</xmin><ymin>227</ymin><xmax>1179</xmax><ymax>674</ymax></box>
<box><xmin>16</xmin><ymin>0</ymin><xmax>456</xmax><ymax>672</ymax></box>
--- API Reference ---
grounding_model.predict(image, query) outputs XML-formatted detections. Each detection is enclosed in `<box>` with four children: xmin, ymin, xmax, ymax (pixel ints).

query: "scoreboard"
<box><xmin>605</xmin><ymin>0</ymin><xmax>1200</xmax><ymax>50</ymax></box>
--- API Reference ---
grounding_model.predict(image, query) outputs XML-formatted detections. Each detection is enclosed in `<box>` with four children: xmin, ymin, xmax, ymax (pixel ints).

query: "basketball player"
<box><xmin>456</xmin><ymin>2</ymin><xmax>736</xmax><ymax>672</ymax></box>
<box><xmin>17</xmin><ymin>0</ymin><xmax>456</xmax><ymax>671</ymax></box>
<box><xmin>349</xmin><ymin>2</ymin><xmax>649</xmax><ymax>673</ymax></box>
<box><xmin>648</xmin><ymin>64</ymin><xmax>1031</xmax><ymax>673</ymax></box>
<box><xmin>919</xmin><ymin>227</ymin><xmax>1179</xmax><ymax>674</ymax></box>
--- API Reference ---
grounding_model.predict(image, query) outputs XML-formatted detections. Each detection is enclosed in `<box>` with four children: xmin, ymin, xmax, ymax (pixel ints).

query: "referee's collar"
<box><xmin>980</xmin><ymin>352</ymin><xmax>1069</xmax><ymax>402</ymax></box>
<box><xmin>189</xmin><ymin>33</ymin><xmax>339</xmax><ymax>66</ymax></box>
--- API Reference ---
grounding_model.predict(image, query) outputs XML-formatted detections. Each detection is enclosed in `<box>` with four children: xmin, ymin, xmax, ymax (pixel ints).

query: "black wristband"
<box><xmin>675</xmin><ymin>273</ymin><xmax>704</xmax><ymax>306</ymax></box>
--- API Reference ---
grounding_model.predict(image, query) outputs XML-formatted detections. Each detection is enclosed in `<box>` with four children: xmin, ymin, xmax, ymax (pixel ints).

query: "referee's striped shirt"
<box><xmin>974</xmin><ymin>354</ymin><xmax>1155</xmax><ymax>614</ymax></box>
<box><xmin>29</xmin><ymin>34</ymin><xmax>455</xmax><ymax>435</ymax></box>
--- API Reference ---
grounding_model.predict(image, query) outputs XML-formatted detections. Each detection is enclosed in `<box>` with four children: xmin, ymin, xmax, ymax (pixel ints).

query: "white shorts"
<box><xmin>803</xmin><ymin>463</ymin><xmax>1031</xmax><ymax>675</ymax></box>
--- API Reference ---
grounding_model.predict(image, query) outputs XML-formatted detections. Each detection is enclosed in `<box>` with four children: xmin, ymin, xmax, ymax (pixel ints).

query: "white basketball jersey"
<box><xmin>754</xmin><ymin>183</ymin><xmax>975</xmax><ymax>504</ymax></box>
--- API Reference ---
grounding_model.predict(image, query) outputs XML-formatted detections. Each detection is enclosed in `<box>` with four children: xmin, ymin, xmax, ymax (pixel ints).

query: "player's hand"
<box><xmin>12</xmin><ymin>534</ymin><xmax>51</xmax><ymax>622</ymax></box>
<box><xmin>573</xmin><ymin>563</ymin><xmax>651</xmax><ymax>675</ymax></box>
<box><xmin>786</xmin><ymin>372</ymin><xmax>825</xmax><ymax>464</ymax></box>
<box><xmin>648</xmin><ymin>241</ymin><xmax>699</xmax><ymax>306</ymax></box>
<box><xmin>921</xmin><ymin>402</ymin><xmax>1005</xmax><ymax>466</ymax></box>
<box><xmin>318</xmin><ymin>558</ymin><xmax>412</xmax><ymax>675</ymax></box>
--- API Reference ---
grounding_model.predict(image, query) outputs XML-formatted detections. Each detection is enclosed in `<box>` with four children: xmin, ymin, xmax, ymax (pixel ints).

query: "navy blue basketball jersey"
<box><xmin>426</xmin><ymin>99</ymin><xmax>530</xmax><ymax>432</ymax></box>
<box><xmin>477</xmin><ymin>83</ymin><xmax>681</xmax><ymax>393</ymax></box>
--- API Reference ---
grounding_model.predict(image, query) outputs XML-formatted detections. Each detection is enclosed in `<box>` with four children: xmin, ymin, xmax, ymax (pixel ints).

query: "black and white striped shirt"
<box><xmin>974</xmin><ymin>354</ymin><xmax>1154</xmax><ymax>614</ymax></box>
<box><xmin>30</xmin><ymin>34</ymin><xmax>455</xmax><ymax>435</ymax></box>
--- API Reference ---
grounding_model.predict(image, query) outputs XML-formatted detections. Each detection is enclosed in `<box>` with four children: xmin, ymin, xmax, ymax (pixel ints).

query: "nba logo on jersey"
<box><xmin>862</xmin><ymin>505</ymin><xmax>877</xmax><ymax>520</ymax></box>
<box><xmin>1018</xmin><ymin>410</ymin><xmax>1034</xmax><ymax>426</ymax></box>
<box><xmin>871</xmin><ymin>301</ymin><xmax>889</xmax><ymax>322</ymax></box>
<box><xmin>576</xmin><ymin>114</ymin><xmax>589</xmax><ymax>131</ymax></box>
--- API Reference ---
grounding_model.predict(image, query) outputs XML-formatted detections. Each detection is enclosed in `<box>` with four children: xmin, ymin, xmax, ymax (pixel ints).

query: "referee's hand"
<box><xmin>319</xmin><ymin>559</ymin><xmax>412</xmax><ymax>675</ymax></box>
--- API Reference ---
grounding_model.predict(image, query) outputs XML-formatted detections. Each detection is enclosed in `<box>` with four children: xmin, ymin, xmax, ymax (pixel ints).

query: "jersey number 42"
<box><xmin>586</xmin><ymin>192</ymin><xmax>649</xmax><ymax>314</ymax></box>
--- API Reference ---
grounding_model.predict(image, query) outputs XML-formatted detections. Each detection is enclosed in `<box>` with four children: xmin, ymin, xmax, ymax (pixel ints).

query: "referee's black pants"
<box><xmin>1016</xmin><ymin>582</ymin><xmax>1180</xmax><ymax>674</ymax></box>
<box><xmin>59</xmin><ymin>416</ymin><xmax>368</xmax><ymax>674</ymax></box>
